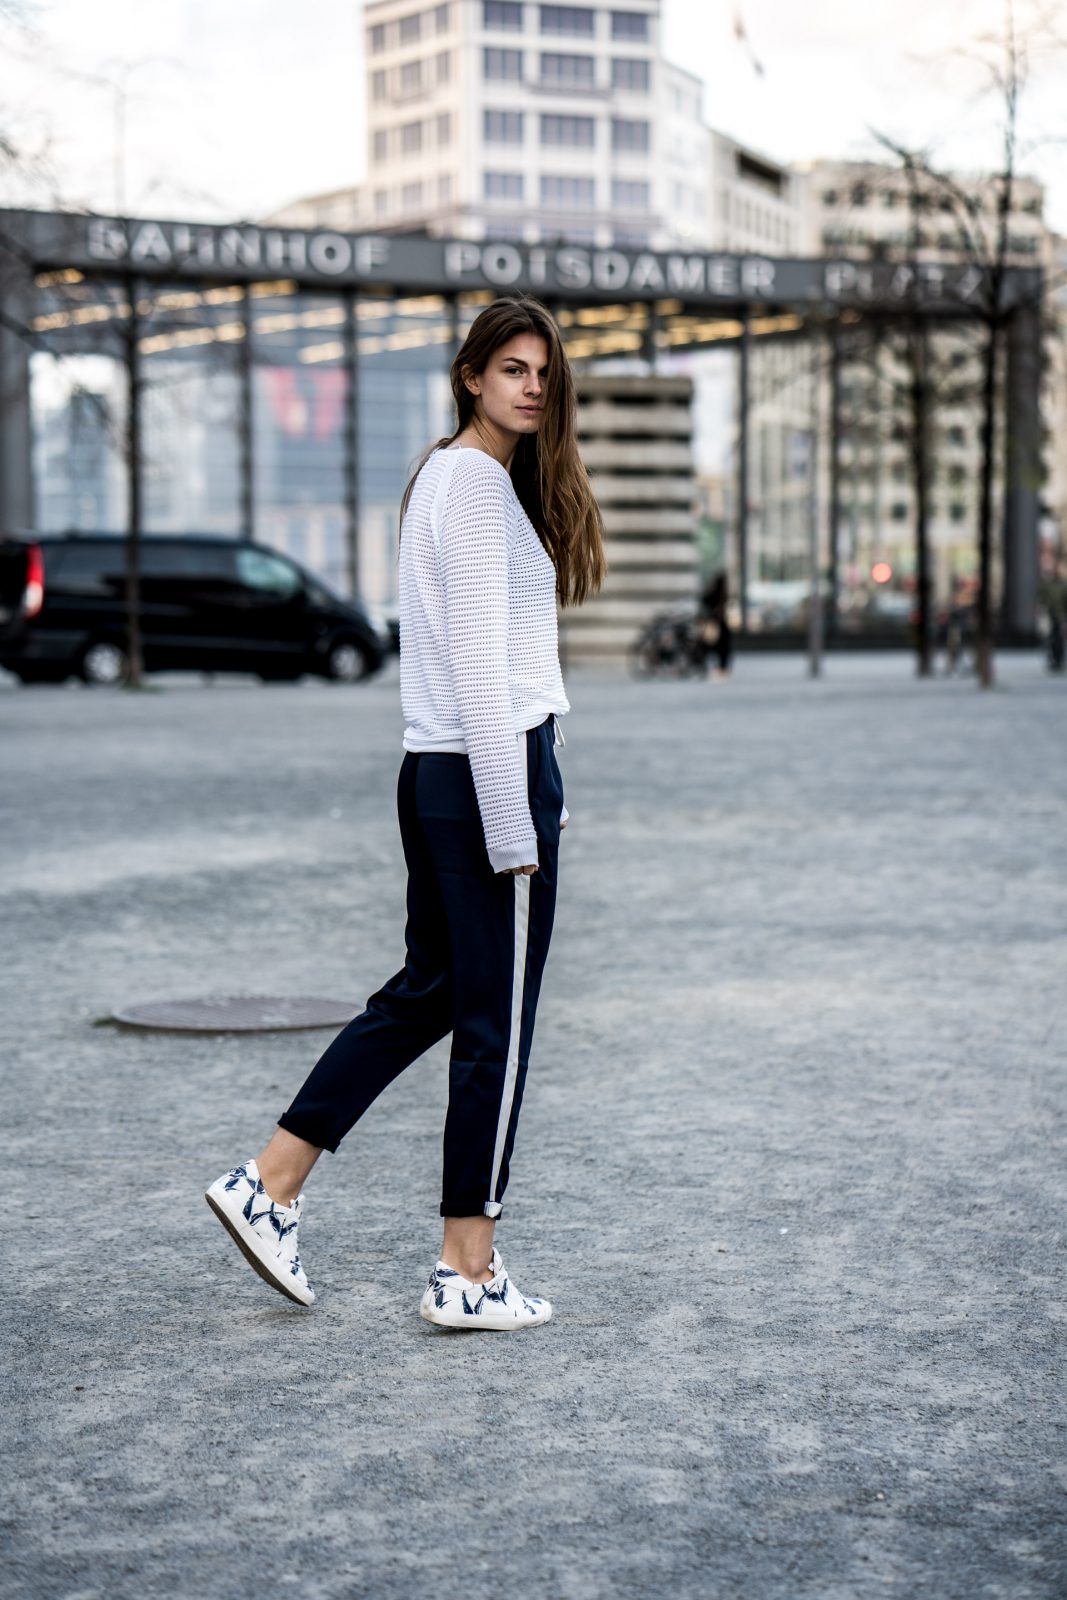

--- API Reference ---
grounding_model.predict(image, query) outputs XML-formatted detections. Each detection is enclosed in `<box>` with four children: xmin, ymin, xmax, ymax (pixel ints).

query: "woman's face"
<box><xmin>465</xmin><ymin>333</ymin><xmax>549</xmax><ymax>437</ymax></box>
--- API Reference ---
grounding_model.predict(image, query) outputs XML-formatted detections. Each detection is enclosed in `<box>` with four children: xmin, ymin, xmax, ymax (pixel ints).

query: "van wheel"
<box><xmin>80</xmin><ymin>639</ymin><xmax>130</xmax><ymax>686</ymax></box>
<box><xmin>326</xmin><ymin>639</ymin><xmax>371</xmax><ymax>683</ymax></box>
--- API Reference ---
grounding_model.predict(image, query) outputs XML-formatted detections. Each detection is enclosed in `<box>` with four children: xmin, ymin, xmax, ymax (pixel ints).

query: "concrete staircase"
<box><xmin>564</xmin><ymin>374</ymin><xmax>698</xmax><ymax>662</ymax></box>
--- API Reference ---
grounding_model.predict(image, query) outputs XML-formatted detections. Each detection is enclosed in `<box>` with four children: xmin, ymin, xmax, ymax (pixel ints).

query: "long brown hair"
<box><xmin>399</xmin><ymin>295</ymin><xmax>606</xmax><ymax>607</ymax></box>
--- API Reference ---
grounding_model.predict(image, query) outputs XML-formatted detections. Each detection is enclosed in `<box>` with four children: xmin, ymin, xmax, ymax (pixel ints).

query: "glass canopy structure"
<box><xmin>0</xmin><ymin>208</ymin><xmax>1044</xmax><ymax>640</ymax></box>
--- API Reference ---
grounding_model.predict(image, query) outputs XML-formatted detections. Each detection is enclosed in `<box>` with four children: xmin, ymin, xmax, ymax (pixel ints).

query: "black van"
<box><xmin>0</xmin><ymin>533</ymin><xmax>386</xmax><ymax>686</ymax></box>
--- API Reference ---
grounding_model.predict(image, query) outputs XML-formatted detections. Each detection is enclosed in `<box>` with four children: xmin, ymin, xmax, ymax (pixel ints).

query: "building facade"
<box><xmin>360</xmin><ymin>0</ymin><xmax>710</xmax><ymax>250</ymax></box>
<box><xmin>1</xmin><ymin>210</ymin><xmax>1044</xmax><ymax>655</ymax></box>
<box><xmin>794</xmin><ymin>157</ymin><xmax>1052</xmax><ymax>615</ymax></box>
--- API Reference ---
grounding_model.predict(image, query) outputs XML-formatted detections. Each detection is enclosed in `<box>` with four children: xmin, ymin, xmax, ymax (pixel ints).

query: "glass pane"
<box><xmin>251</xmin><ymin>287</ymin><xmax>350</xmax><ymax>595</ymax></box>
<box><xmin>743</xmin><ymin>332</ymin><xmax>819</xmax><ymax>633</ymax></box>
<box><xmin>30</xmin><ymin>275</ymin><xmax>129</xmax><ymax>533</ymax></box>
<box><xmin>137</xmin><ymin>283</ymin><xmax>245</xmax><ymax>536</ymax></box>
<box><xmin>357</xmin><ymin>293</ymin><xmax>453</xmax><ymax>606</ymax></box>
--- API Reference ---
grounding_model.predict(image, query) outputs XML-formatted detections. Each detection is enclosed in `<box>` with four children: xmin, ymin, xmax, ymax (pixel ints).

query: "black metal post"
<box><xmin>239</xmin><ymin>283</ymin><xmax>254</xmax><ymax>541</ymax></box>
<box><xmin>123</xmin><ymin>273</ymin><xmax>144</xmax><ymax>685</ymax></box>
<box><xmin>828</xmin><ymin>317</ymin><xmax>842</xmax><ymax>638</ymax></box>
<box><xmin>449</xmin><ymin>294</ymin><xmax>461</xmax><ymax>365</ymax></box>
<box><xmin>737</xmin><ymin>309</ymin><xmax>750</xmax><ymax>632</ymax></box>
<box><xmin>1002</xmin><ymin>298</ymin><xmax>1042</xmax><ymax>642</ymax></box>
<box><xmin>0</xmin><ymin>230</ymin><xmax>34</xmax><ymax>531</ymax></box>
<box><xmin>343</xmin><ymin>290</ymin><xmax>360</xmax><ymax>600</ymax></box>
<box><xmin>911</xmin><ymin>315</ymin><xmax>932</xmax><ymax>676</ymax></box>
<box><xmin>807</xmin><ymin>321</ymin><xmax>823</xmax><ymax>678</ymax></box>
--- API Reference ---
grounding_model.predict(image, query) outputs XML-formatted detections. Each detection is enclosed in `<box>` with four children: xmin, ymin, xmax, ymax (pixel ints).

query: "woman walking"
<box><xmin>697</xmin><ymin>570</ymin><xmax>733</xmax><ymax>680</ymax></box>
<box><xmin>206</xmin><ymin>296</ymin><xmax>605</xmax><ymax>1331</ymax></box>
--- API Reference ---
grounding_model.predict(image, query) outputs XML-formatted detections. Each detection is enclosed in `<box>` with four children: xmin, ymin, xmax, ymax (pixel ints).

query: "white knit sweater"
<box><xmin>399</xmin><ymin>444</ymin><xmax>570</xmax><ymax>872</ymax></box>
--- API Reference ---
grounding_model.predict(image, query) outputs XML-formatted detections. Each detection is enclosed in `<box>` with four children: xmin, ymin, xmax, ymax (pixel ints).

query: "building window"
<box><xmin>950</xmin><ymin>503</ymin><xmax>967</xmax><ymax>521</ymax></box>
<box><xmin>373</xmin><ymin>129</ymin><xmax>389</xmax><ymax>162</ymax></box>
<box><xmin>613</xmin><ymin>227</ymin><xmax>649</xmax><ymax>246</ymax></box>
<box><xmin>540</xmin><ymin>112</ymin><xmax>595</xmax><ymax>146</ymax></box>
<box><xmin>540</xmin><ymin>51</ymin><xmax>595</xmax><ymax>85</ymax></box>
<box><xmin>435</xmin><ymin>3</ymin><xmax>451</xmax><ymax>31</ymax></box>
<box><xmin>821</xmin><ymin>188</ymin><xmax>838</xmax><ymax>206</ymax></box>
<box><xmin>484</xmin><ymin>45</ymin><xmax>523</xmax><ymax>79</ymax></box>
<box><xmin>611</xmin><ymin>178</ymin><xmax>649</xmax><ymax>209</ymax></box>
<box><xmin>399</xmin><ymin>12</ymin><xmax>422</xmax><ymax>43</ymax></box>
<box><xmin>438</xmin><ymin>173</ymin><xmax>452</xmax><ymax>203</ymax></box>
<box><xmin>436</xmin><ymin>111</ymin><xmax>452</xmax><ymax>143</ymax></box>
<box><xmin>484</xmin><ymin>170</ymin><xmax>524</xmax><ymax>200</ymax></box>
<box><xmin>370</xmin><ymin>22</ymin><xmax>387</xmax><ymax>52</ymax></box>
<box><xmin>541</xmin><ymin>173</ymin><xmax>595</xmax><ymax>208</ymax></box>
<box><xmin>401</xmin><ymin>120</ymin><xmax>423</xmax><ymax>154</ymax></box>
<box><xmin>374</xmin><ymin>189</ymin><xmax>389</xmax><ymax>217</ymax></box>
<box><xmin>399</xmin><ymin>59</ymin><xmax>423</xmax><ymax>93</ymax></box>
<box><xmin>540</xmin><ymin>4</ymin><xmax>595</xmax><ymax>34</ymax></box>
<box><xmin>890</xmin><ymin>502</ymin><xmax>908</xmax><ymax>520</ymax></box>
<box><xmin>611</xmin><ymin>56</ymin><xmax>650</xmax><ymax>90</ymax></box>
<box><xmin>485</xmin><ymin>108</ymin><xmax>525</xmax><ymax>142</ymax></box>
<box><xmin>372</xmin><ymin>70</ymin><xmax>387</xmax><ymax>102</ymax></box>
<box><xmin>401</xmin><ymin>181</ymin><xmax>423</xmax><ymax>208</ymax></box>
<box><xmin>436</xmin><ymin>49</ymin><xmax>451</xmax><ymax>82</ymax></box>
<box><xmin>611</xmin><ymin>10</ymin><xmax>649</xmax><ymax>38</ymax></box>
<box><xmin>611</xmin><ymin>116</ymin><xmax>649</xmax><ymax>152</ymax></box>
<box><xmin>484</xmin><ymin>0</ymin><xmax>523</xmax><ymax>27</ymax></box>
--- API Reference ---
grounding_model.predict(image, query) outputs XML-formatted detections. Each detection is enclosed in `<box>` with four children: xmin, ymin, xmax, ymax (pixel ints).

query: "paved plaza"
<box><xmin>2</xmin><ymin>651</ymin><xmax>1065</xmax><ymax>1599</ymax></box>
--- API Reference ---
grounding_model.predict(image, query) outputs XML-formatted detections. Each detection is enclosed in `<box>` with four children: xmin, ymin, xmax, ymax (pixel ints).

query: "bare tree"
<box><xmin>870</xmin><ymin>0</ymin><xmax>1065</xmax><ymax>687</ymax></box>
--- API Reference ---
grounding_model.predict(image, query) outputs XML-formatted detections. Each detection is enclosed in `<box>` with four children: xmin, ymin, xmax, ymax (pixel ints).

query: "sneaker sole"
<box><xmin>419</xmin><ymin>1301</ymin><xmax>552</xmax><ymax>1331</ymax></box>
<box><xmin>205</xmin><ymin>1189</ymin><xmax>314</xmax><ymax>1307</ymax></box>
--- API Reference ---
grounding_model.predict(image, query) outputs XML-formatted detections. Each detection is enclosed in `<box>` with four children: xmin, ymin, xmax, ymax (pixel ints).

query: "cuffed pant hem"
<box><xmin>276</xmin><ymin>1112</ymin><xmax>339</xmax><ymax>1154</ymax></box>
<box><xmin>439</xmin><ymin>1198</ymin><xmax>504</xmax><ymax>1219</ymax></box>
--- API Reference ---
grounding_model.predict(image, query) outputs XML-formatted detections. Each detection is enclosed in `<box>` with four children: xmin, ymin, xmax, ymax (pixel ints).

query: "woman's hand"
<box><xmin>504</xmin><ymin>864</ymin><xmax>538</xmax><ymax>875</ymax></box>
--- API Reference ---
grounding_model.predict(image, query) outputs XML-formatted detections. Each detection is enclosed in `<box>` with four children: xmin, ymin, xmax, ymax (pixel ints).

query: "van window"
<box><xmin>236</xmin><ymin>547</ymin><xmax>303</xmax><ymax>597</ymax></box>
<box><xmin>47</xmin><ymin>539</ymin><xmax>238</xmax><ymax>590</ymax></box>
<box><xmin>140</xmin><ymin>544</ymin><xmax>237</xmax><ymax>580</ymax></box>
<box><xmin>47</xmin><ymin>541</ymin><xmax>122</xmax><ymax>595</ymax></box>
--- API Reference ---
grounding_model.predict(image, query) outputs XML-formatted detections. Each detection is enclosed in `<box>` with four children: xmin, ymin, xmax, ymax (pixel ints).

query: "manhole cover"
<box><xmin>110</xmin><ymin>995</ymin><xmax>360</xmax><ymax>1033</ymax></box>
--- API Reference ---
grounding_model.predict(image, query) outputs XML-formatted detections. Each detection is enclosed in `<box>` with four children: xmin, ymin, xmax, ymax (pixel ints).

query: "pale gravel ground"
<box><xmin>1</xmin><ymin>651</ymin><xmax>1065</xmax><ymax>1600</ymax></box>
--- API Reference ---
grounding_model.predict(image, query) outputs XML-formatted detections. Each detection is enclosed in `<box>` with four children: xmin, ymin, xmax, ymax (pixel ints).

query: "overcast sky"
<box><xmin>2</xmin><ymin>0</ymin><xmax>1064</xmax><ymax>232</ymax></box>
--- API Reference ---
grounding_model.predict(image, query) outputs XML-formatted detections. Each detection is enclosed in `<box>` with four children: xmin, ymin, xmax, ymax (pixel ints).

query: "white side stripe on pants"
<box><xmin>483</xmin><ymin>730</ymin><xmax>533</xmax><ymax>1218</ymax></box>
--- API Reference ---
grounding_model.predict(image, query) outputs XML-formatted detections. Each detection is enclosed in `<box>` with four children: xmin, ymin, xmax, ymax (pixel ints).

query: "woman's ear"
<box><xmin>460</xmin><ymin>363</ymin><xmax>480</xmax><ymax>397</ymax></box>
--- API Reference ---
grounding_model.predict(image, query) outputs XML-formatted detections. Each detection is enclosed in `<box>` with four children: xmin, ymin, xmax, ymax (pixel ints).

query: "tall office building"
<box><xmin>271</xmin><ymin>17</ymin><xmax>807</xmax><ymax>262</ymax></box>
<box><xmin>360</xmin><ymin>0</ymin><xmax>707</xmax><ymax>248</ymax></box>
<box><xmin>357</xmin><ymin>3</ymin><xmax>810</xmax><ymax>254</ymax></box>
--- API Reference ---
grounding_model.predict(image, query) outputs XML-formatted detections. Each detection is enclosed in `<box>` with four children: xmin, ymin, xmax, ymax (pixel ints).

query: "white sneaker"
<box><xmin>205</xmin><ymin>1158</ymin><xmax>315</xmax><ymax>1307</ymax></box>
<box><xmin>420</xmin><ymin>1246</ymin><xmax>552</xmax><ymax>1331</ymax></box>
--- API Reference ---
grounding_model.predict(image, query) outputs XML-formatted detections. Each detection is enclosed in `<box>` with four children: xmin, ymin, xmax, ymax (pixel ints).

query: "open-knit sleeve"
<box><xmin>436</xmin><ymin>452</ymin><xmax>539</xmax><ymax>872</ymax></box>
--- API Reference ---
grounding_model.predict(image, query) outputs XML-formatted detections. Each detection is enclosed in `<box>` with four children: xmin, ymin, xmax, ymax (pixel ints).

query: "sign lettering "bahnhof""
<box><xmin>15</xmin><ymin>210</ymin><xmax>1036</xmax><ymax>313</ymax></box>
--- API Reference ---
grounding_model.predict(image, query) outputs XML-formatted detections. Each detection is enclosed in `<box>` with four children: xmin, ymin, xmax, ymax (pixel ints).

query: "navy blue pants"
<box><xmin>277</xmin><ymin>715</ymin><xmax>564</xmax><ymax>1219</ymax></box>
